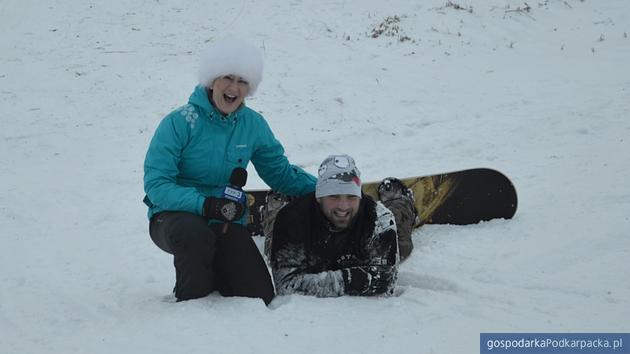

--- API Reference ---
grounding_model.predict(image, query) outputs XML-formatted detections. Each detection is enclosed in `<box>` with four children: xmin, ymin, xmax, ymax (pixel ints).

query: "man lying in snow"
<box><xmin>265</xmin><ymin>154</ymin><xmax>418</xmax><ymax>297</ymax></box>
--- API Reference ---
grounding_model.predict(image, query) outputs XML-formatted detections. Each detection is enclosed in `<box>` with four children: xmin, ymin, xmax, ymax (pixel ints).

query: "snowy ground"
<box><xmin>1</xmin><ymin>0</ymin><xmax>629</xmax><ymax>353</ymax></box>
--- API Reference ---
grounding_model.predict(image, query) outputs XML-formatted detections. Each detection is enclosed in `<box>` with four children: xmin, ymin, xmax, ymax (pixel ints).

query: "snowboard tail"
<box><xmin>245</xmin><ymin>168</ymin><xmax>517</xmax><ymax>235</ymax></box>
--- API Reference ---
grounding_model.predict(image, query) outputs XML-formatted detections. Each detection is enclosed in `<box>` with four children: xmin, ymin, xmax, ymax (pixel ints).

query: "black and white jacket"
<box><xmin>270</xmin><ymin>192</ymin><xmax>399</xmax><ymax>297</ymax></box>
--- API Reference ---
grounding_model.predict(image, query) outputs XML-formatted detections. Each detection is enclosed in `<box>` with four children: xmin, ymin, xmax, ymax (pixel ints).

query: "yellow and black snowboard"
<box><xmin>245</xmin><ymin>168</ymin><xmax>517</xmax><ymax>236</ymax></box>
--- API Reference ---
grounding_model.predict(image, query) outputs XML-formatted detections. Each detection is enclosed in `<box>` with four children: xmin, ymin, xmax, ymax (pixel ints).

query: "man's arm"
<box><xmin>340</xmin><ymin>223</ymin><xmax>399</xmax><ymax>296</ymax></box>
<box><xmin>272</xmin><ymin>244</ymin><xmax>346</xmax><ymax>297</ymax></box>
<box><xmin>272</xmin><ymin>231</ymin><xmax>398</xmax><ymax>297</ymax></box>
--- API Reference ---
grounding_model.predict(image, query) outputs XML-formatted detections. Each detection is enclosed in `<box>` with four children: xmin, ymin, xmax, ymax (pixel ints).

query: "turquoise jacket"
<box><xmin>143</xmin><ymin>85</ymin><xmax>317</xmax><ymax>223</ymax></box>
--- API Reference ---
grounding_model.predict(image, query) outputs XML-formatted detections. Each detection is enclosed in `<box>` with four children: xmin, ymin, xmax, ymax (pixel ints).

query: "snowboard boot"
<box><xmin>378</xmin><ymin>178</ymin><xmax>420</xmax><ymax>261</ymax></box>
<box><xmin>261</xmin><ymin>191</ymin><xmax>294</xmax><ymax>259</ymax></box>
<box><xmin>378</xmin><ymin>178</ymin><xmax>420</xmax><ymax>225</ymax></box>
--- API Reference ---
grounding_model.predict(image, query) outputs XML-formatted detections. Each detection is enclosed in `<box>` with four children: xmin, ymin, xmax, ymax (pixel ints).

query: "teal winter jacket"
<box><xmin>143</xmin><ymin>85</ymin><xmax>317</xmax><ymax>223</ymax></box>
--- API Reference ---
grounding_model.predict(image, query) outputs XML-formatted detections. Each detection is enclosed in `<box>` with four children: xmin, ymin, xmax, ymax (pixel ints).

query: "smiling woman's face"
<box><xmin>210</xmin><ymin>74</ymin><xmax>250</xmax><ymax>114</ymax></box>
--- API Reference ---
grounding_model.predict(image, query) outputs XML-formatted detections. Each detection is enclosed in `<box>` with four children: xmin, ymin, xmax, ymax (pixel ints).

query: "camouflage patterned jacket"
<box><xmin>270</xmin><ymin>193</ymin><xmax>399</xmax><ymax>297</ymax></box>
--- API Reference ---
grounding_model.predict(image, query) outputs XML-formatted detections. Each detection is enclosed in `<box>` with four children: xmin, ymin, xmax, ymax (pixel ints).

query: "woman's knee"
<box><xmin>162</xmin><ymin>212</ymin><xmax>216</xmax><ymax>253</ymax></box>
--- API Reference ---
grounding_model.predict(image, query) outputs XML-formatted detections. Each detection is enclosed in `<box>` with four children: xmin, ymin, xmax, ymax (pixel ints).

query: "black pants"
<box><xmin>149</xmin><ymin>212</ymin><xmax>274</xmax><ymax>305</ymax></box>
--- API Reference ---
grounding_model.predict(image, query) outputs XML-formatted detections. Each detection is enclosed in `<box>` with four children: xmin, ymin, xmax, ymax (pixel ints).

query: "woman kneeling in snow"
<box><xmin>143</xmin><ymin>38</ymin><xmax>316</xmax><ymax>305</ymax></box>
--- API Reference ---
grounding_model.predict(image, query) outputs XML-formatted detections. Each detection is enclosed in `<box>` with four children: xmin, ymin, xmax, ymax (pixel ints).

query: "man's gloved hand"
<box><xmin>342</xmin><ymin>266</ymin><xmax>392</xmax><ymax>295</ymax></box>
<box><xmin>203</xmin><ymin>197</ymin><xmax>246</xmax><ymax>222</ymax></box>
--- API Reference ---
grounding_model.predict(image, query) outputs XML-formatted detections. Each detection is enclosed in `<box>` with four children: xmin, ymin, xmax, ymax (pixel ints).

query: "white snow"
<box><xmin>1</xmin><ymin>0</ymin><xmax>629</xmax><ymax>353</ymax></box>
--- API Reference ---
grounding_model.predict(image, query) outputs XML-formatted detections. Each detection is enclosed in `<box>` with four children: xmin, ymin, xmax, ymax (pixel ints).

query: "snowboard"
<box><xmin>244</xmin><ymin>168</ymin><xmax>517</xmax><ymax>236</ymax></box>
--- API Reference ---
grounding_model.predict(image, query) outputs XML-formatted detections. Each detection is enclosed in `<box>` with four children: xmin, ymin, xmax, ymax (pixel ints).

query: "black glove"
<box><xmin>342</xmin><ymin>266</ymin><xmax>393</xmax><ymax>295</ymax></box>
<box><xmin>203</xmin><ymin>197</ymin><xmax>246</xmax><ymax>222</ymax></box>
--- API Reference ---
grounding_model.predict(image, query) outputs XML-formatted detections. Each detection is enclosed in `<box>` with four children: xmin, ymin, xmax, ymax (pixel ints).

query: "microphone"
<box><xmin>222</xmin><ymin>167</ymin><xmax>248</xmax><ymax>233</ymax></box>
<box><xmin>230</xmin><ymin>167</ymin><xmax>248</xmax><ymax>188</ymax></box>
<box><xmin>222</xmin><ymin>167</ymin><xmax>247</xmax><ymax>204</ymax></box>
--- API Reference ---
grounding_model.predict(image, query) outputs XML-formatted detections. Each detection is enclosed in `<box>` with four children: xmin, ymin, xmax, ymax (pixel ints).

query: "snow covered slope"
<box><xmin>1</xmin><ymin>0</ymin><xmax>628</xmax><ymax>353</ymax></box>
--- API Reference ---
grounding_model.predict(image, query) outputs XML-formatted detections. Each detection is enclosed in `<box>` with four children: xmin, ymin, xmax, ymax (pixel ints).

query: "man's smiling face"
<box><xmin>318</xmin><ymin>195</ymin><xmax>361</xmax><ymax>230</ymax></box>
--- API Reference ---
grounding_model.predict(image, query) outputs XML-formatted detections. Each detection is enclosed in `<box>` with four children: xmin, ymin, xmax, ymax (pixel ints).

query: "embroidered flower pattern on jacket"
<box><xmin>178</xmin><ymin>105</ymin><xmax>199</xmax><ymax>129</ymax></box>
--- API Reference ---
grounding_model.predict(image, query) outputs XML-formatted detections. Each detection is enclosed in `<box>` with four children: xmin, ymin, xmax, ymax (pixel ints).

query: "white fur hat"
<box><xmin>197</xmin><ymin>38</ymin><xmax>263</xmax><ymax>96</ymax></box>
